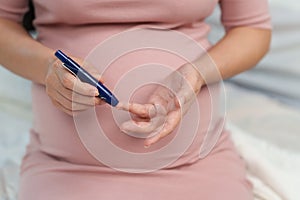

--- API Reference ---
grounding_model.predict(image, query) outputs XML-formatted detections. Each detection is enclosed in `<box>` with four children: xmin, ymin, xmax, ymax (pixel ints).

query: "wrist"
<box><xmin>42</xmin><ymin>50</ymin><xmax>57</xmax><ymax>85</ymax></box>
<box><xmin>191</xmin><ymin>53</ymin><xmax>222</xmax><ymax>86</ymax></box>
<box><xmin>178</xmin><ymin>63</ymin><xmax>204</xmax><ymax>94</ymax></box>
<box><xmin>191</xmin><ymin>62</ymin><xmax>205</xmax><ymax>86</ymax></box>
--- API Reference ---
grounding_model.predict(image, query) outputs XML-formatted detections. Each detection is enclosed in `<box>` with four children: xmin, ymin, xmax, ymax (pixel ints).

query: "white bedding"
<box><xmin>226</xmin><ymin>83</ymin><xmax>300</xmax><ymax>200</ymax></box>
<box><xmin>229</xmin><ymin>122</ymin><xmax>300</xmax><ymax>200</ymax></box>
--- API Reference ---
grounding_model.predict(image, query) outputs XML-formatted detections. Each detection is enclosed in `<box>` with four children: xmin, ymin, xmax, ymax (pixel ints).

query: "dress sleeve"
<box><xmin>0</xmin><ymin>0</ymin><xmax>29</xmax><ymax>23</ymax></box>
<box><xmin>219</xmin><ymin>0</ymin><xmax>271</xmax><ymax>31</ymax></box>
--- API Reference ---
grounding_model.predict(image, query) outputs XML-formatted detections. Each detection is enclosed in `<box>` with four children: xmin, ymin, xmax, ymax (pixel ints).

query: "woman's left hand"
<box><xmin>118</xmin><ymin>63</ymin><xmax>204</xmax><ymax>148</ymax></box>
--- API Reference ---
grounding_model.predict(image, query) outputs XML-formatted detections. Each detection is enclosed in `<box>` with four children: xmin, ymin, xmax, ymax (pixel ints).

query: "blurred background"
<box><xmin>0</xmin><ymin>0</ymin><xmax>299</xmax><ymax>199</ymax></box>
<box><xmin>207</xmin><ymin>0</ymin><xmax>300</xmax><ymax>151</ymax></box>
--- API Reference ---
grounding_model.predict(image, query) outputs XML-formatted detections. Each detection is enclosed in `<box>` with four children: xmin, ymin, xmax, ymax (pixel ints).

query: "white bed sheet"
<box><xmin>226</xmin><ymin>83</ymin><xmax>300</xmax><ymax>200</ymax></box>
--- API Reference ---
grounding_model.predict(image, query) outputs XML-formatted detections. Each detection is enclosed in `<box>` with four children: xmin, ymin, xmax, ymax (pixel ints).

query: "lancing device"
<box><xmin>54</xmin><ymin>50</ymin><xmax>119</xmax><ymax>107</ymax></box>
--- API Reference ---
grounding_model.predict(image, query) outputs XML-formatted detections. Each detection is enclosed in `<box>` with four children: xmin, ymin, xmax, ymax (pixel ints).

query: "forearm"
<box><xmin>193</xmin><ymin>27</ymin><xmax>271</xmax><ymax>85</ymax></box>
<box><xmin>0</xmin><ymin>18</ymin><xmax>54</xmax><ymax>85</ymax></box>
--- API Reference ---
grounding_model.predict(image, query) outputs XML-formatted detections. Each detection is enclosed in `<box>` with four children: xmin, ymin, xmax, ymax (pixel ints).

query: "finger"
<box><xmin>51</xmin><ymin>71</ymin><xmax>104</xmax><ymax>106</ymax></box>
<box><xmin>91</xmin><ymin>73</ymin><xmax>104</xmax><ymax>84</ymax></box>
<box><xmin>72</xmin><ymin>92</ymin><xmax>105</xmax><ymax>106</ymax></box>
<box><xmin>144</xmin><ymin>109</ymin><xmax>181</xmax><ymax>148</ymax></box>
<box><xmin>55</xmin><ymin>62</ymin><xmax>99</xmax><ymax>97</ymax></box>
<box><xmin>54</xmin><ymin>77</ymin><xmax>100</xmax><ymax>106</ymax></box>
<box><xmin>118</xmin><ymin>103</ymin><xmax>156</xmax><ymax>118</ymax></box>
<box><xmin>120</xmin><ymin>115</ymin><xmax>165</xmax><ymax>134</ymax></box>
<box><xmin>95</xmin><ymin>97</ymin><xmax>106</xmax><ymax>106</ymax></box>
<box><xmin>89</xmin><ymin>70</ymin><xmax>104</xmax><ymax>84</ymax></box>
<box><xmin>46</xmin><ymin>73</ymin><xmax>91</xmax><ymax>108</ymax></box>
<box><xmin>64</xmin><ymin>57</ymin><xmax>104</xmax><ymax>83</ymax></box>
<box><xmin>82</xmin><ymin>61</ymin><xmax>104</xmax><ymax>83</ymax></box>
<box><xmin>131</xmin><ymin>115</ymin><xmax>150</xmax><ymax>123</ymax></box>
<box><xmin>51</xmin><ymin>99</ymin><xmax>81</xmax><ymax>116</ymax></box>
<box><xmin>53</xmin><ymin>89</ymin><xmax>94</xmax><ymax>111</ymax></box>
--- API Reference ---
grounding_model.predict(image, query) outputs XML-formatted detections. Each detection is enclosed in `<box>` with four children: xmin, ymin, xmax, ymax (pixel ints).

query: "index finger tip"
<box><xmin>115</xmin><ymin>102</ymin><xmax>129</xmax><ymax>110</ymax></box>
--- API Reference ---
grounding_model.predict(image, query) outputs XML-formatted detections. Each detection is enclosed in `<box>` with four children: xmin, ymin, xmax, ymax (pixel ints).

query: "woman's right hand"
<box><xmin>45</xmin><ymin>57</ymin><xmax>105</xmax><ymax>116</ymax></box>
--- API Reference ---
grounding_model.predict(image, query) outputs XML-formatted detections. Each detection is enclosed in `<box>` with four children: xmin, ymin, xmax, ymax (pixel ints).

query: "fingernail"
<box><xmin>95</xmin><ymin>98</ymin><xmax>101</xmax><ymax>105</ymax></box>
<box><xmin>99</xmin><ymin>78</ymin><xmax>104</xmax><ymax>84</ymax></box>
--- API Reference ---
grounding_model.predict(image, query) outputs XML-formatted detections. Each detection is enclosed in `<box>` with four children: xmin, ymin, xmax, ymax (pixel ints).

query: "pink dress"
<box><xmin>0</xmin><ymin>0</ymin><xmax>271</xmax><ymax>199</ymax></box>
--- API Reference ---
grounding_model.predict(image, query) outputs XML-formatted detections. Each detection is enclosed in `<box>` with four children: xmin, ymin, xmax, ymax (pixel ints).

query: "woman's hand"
<box><xmin>45</xmin><ymin>57</ymin><xmax>105</xmax><ymax>116</ymax></box>
<box><xmin>118</xmin><ymin>63</ymin><xmax>204</xmax><ymax>148</ymax></box>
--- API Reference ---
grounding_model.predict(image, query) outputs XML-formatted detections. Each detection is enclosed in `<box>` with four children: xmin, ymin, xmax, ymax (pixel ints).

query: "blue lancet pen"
<box><xmin>54</xmin><ymin>50</ymin><xmax>119</xmax><ymax>107</ymax></box>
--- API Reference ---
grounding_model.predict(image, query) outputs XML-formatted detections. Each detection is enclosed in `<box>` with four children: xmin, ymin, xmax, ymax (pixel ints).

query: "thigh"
<box><xmin>184</xmin><ymin>131</ymin><xmax>253</xmax><ymax>200</ymax></box>
<box><xmin>18</xmin><ymin>131</ymin><xmax>252</xmax><ymax>200</ymax></box>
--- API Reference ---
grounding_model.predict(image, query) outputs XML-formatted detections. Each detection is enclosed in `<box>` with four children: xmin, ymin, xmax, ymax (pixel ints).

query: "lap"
<box><xmin>18</xmin><ymin>131</ymin><xmax>252</xmax><ymax>200</ymax></box>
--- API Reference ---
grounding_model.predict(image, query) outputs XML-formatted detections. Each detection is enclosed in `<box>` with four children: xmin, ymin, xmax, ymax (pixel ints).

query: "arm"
<box><xmin>0</xmin><ymin>18</ymin><xmax>103</xmax><ymax>115</ymax></box>
<box><xmin>119</xmin><ymin>27</ymin><xmax>271</xmax><ymax>147</ymax></box>
<box><xmin>0</xmin><ymin>18</ymin><xmax>53</xmax><ymax>84</ymax></box>
<box><xmin>194</xmin><ymin>26</ymin><xmax>272</xmax><ymax>85</ymax></box>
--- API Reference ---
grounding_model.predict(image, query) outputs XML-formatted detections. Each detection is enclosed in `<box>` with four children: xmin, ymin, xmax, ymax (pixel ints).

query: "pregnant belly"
<box><xmin>31</xmin><ymin>31</ymin><xmax>224</xmax><ymax>171</ymax></box>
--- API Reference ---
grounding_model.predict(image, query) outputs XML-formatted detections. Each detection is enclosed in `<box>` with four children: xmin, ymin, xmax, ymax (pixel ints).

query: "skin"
<box><xmin>0</xmin><ymin>18</ymin><xmax>105</xmax><ymax>115</ymax></box>
<box><xmin>118</xmin><ymin>27</ymin><xmax>271</xmax><ymax>148</ymax></box>
<box><xmin>45</xmin><ymin>58</ymin><xmax>105</xmax><ymax>116</ymax></box>
<box><xmin>0</xmin><ymin>17</ymin><xmax>271</xmax><ymax>147</ymax></box>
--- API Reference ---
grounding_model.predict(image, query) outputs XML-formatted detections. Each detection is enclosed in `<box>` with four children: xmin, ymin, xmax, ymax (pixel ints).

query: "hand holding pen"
<box><xmin>45</xmin><ymin>50</ymin><xmax>116</xmax><ymax>116</ymax></box>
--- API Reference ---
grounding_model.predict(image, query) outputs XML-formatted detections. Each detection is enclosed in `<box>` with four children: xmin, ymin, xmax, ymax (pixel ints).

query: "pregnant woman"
<box><xmin>0</xmin><ymin>0</ymin><xmax>271</xmax><ymax>199</ymax></box>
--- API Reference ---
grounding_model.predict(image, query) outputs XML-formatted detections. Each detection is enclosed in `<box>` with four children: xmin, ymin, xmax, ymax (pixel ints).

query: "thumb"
<box><xmin>91</xmin><ymin>72</ymin><xmax>104</xmax><ymax>84</ymax></box>
<box><xmin>82</xmin><ymin>61</ymin><xmax>104</xmax><ymax>83</ymax></box>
